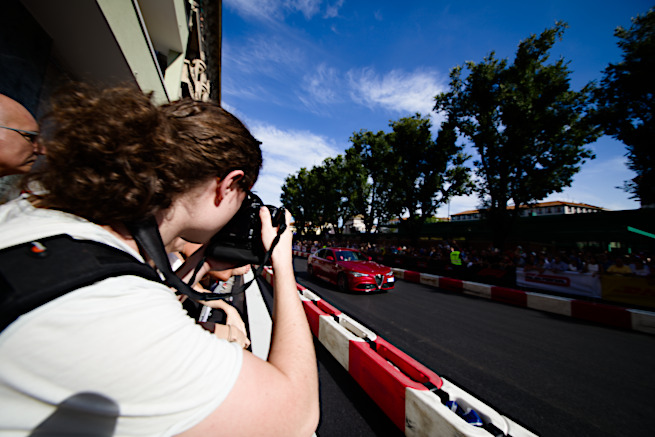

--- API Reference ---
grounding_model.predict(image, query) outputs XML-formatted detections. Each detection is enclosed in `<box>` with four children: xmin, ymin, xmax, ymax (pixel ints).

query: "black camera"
<box><xmin>205</xmin><ymin>191</ymin><xmax>286</xmax><ymax>266</ymax></box>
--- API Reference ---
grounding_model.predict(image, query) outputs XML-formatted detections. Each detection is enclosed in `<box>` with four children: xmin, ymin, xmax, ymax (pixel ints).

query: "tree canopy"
<box><xmin>282</xmin><ymin>114</ymin><xmax>472</xmax><ymax>239</ymax></box>
<box><xmin>434</xmin><ymin>22</ymin><xmax>600</xmax><ymax>247</ymax></box>
<box><xmin>594</xmin><ymin>8</ymin><xmax>655</xmax><ymax>207</ymax></box>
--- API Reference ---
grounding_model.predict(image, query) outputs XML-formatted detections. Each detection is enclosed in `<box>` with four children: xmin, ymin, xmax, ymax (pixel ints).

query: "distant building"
<box><xmin>451</xmin><ymin>201</ymin><xmax>607</xmax><ymax>222</ymax></box>
<box><xmin>343</xmin><ymin>215</ymin><xmax>367</xmax><ymax>234</ymax></box>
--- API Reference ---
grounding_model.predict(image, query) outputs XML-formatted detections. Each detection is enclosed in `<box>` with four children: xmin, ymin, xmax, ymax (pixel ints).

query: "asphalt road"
<box><xmin>291</xmin><ymin>256</ymin><xmax>655</xmax><ymax>437</ymax></box>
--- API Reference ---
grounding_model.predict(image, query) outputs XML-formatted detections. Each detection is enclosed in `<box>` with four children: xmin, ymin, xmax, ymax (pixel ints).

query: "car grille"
<box><xmin>375</xmin><ymin>274</ymin><xmax>384</xmax><ymax>287</ymax></box>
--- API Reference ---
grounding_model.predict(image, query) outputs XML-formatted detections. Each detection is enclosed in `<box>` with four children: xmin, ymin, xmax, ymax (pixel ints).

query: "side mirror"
<box><xmin>327</xmin><ymin>256</ymin><xmax>334</xmax><ymax>261</ymax></box>
<box><xmin>368</xmin><ymin>256</ymin><xmax>372</xmax><ymax>261</ymax></box>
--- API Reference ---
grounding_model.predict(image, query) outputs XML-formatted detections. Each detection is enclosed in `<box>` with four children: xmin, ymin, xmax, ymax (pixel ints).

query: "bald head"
<box><xmin>0</xmin><ymin>94</ymin><xmax>41</xmax><ymax>177</ymax></box>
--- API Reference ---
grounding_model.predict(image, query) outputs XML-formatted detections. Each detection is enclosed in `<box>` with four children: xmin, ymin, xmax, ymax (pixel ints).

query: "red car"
<box><xmin>307</xmin><ymin>247</ymin><xmax>395</xmax><ymax>293</ymax></box>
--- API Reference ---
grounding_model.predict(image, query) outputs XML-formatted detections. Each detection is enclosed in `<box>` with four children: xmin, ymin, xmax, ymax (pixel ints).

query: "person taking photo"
<box><xmin>0</xmin><ymin>84</ymin><xmax>319</xmax><ymax>437</ymax></box>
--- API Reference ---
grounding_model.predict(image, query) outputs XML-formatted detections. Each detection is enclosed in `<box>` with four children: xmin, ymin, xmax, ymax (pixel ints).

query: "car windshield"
<box><xmin>335</xmin><ymin>250</ymin><xmax>367</xmax><ymax>262</ymax></box>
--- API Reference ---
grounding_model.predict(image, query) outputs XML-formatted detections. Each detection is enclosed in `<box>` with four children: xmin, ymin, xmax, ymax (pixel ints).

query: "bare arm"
<box><xmin>176</xmin><ymin>209</ymin><xmax>319</xmax><ymax>437</ymax></box>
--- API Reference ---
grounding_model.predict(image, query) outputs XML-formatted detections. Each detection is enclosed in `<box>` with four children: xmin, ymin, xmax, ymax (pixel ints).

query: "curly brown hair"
<box><xmin>25</xmin><ymin>84</ymin><xmax>262</xmax><ymax>224</ymax></box>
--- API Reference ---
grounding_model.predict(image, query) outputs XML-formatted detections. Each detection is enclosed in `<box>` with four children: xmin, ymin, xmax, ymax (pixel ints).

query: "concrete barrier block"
<box><xmin>571</xmin><ymin>300</ymin><xmax>632</xmax><ymax>329</ymax></box>
<box><xmin>301</xmin><ymin>300</ymin><xmax>326</xmax><ymax>337</ymax></box>
<box><xmin>299</xmin><ymin>287</ymin><xmax>321</xmax><ymax>301</ymax></box>
<box><xmin>462</xmin><ymin>281</ymin><xmax>491</xmax><ymax>299</ymax></box>
<box><xmin>404</xmin><ymin>270</ymin><xmax>421</xmax><ymax>283</ymax></box>
<box><xmin>491</xmin><ymin>286</ymin><xmax>527</xmax><ymax>307</ymax></box>
<box><xmin>439</xmin><ymin>277</ymin><xmax>463</xmax><ymax>292</ymax></box>
<box><xmin>629</xmin><ymin>309</ymin><xmax>655</xmax><ymax>335</ymax></box>
<box><xmin>373</xmin><ymin>337</ymin><xmax>443</xmax><ymax>390</ymax></box>
<box><xmin>405</xmin><ymin>388</ymin><xmax>494</xmax><ymax>437</ymax></box>
<box><xmin>419</xmin><ymin>274</ymin><xmax>440</xmax><ymax>288</ymax></box>
<box><xmin>316</xmin><ymin>299</ymin><xmax>342</xmax><ymax>317</ymax></box>
<box><xmin>527</xmin><ymin>292</ymin><xmax>572</xmax><ymax>317</ymax></box>
<box><xmin>338</xmin><ymin>313</ymin><xmax>377</xmax><ymax>341</ymax></box>
<box><xmin>440</xmin><ymin>378</ymin><xmax>510</xmax><ymax>435</ymax></box>
<box><xmin>349</xmin><ymin>340</ymin><xmax>416</xmax><ymax>431</ymax></box>
<box><xmin>318</xmin><ymin>315</ymin><xmax>363</xmax><ymax>371</ymax></box>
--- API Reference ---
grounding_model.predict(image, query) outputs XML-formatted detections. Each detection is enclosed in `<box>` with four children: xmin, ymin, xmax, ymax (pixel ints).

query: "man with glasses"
<box><xmin>0</xmin><ymin>94</ymin><xmax>43</xmax><ymax>177</ymax></box>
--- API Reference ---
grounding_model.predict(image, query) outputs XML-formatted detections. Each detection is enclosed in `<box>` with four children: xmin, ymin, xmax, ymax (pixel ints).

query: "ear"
<box><xmin>216</xmin><ymin>170</ymin><xmax>245</xmax><ymax>204</ymax></box>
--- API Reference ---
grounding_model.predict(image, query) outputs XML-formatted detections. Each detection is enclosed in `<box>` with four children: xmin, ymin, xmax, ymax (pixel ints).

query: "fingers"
<box><xmin>231</xmin><ymin>264</ymin><xmax>251</xmax><ymax>276</ymax></box>
<box><xmin>214</xmin><ymin>323</ymin><xmax>251</xmax><ymax>349</ymax></box>
<box><xmin>259</xmin><ymin>207</ymin><xmax>290</xmax><ymax>232</ymax></box>
<box><xmin>259</xmin><ymin>207</ymin><xmax>276</xmax><ymax>251</ymax></box>
<box><xmin>232</xmin><ymin>326</ymin><xmax>251</xmax><ymax>349</ymax></box>
<box><xmin>259</xmin><ymin>205</ymin><xmax>273</xmax><ymax>227</ymax></box>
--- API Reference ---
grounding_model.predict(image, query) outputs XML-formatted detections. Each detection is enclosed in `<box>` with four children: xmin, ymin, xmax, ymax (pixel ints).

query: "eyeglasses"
<box><xmin>0</xmin><ymin>125</ymin><xmax>39</xmax><ymax>143</ymax></box>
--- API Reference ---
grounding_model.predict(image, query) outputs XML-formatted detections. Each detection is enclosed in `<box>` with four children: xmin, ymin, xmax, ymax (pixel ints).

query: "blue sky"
<box><xmin>221</xmin><ymin>0</ymin><xmax>651</xmax><ymax>217</ymax></box>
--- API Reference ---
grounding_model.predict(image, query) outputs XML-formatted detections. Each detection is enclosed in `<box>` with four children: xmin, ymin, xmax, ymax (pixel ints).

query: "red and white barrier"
<box><xmin>263</xmin><ymin>266</ymin><xmax>538</xmax><ymax>436</ymax></box>
<box><xmin>291</xmin><ymin>251</ymin><xmax>655</xmax><ymax>332</ymax></box>
<box><xmin>391</xmin><ymin>268</ymin><xmax>655</xmax><ymax>335</ymax></box>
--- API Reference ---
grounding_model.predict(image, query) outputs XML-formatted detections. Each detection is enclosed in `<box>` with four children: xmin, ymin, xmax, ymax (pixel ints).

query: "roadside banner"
<box><xmin>601</xmin><ymin>275</ymin><xmax>655</xmax><ymax>309</ymax></box>
<box><xmin>516</xmin><ymin>268</ymin><xmax>602</xmax><ymax>299</ymax></box>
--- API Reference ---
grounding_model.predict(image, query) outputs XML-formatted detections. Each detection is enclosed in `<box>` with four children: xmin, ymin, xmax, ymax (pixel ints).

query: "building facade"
<box><xmin>1</xmin><ymin>0</ymin><xmax>220</xmax><ymax>117</ymax></box>
<box><xmin>451</xmin><ymin>201</ymin><xmax>607</xmax><ymax>222</ymax></box>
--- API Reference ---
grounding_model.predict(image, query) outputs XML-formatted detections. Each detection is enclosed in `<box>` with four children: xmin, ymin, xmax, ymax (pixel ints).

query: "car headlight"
<box><xmin>385</xmin><ymin>271</ymin><xmax>394</xmax><ymax>276</ymax></box>
<box><xmin>349</xmin><ymin>272</ymin><xmax>368</xmax><ymax>277</ymax></box>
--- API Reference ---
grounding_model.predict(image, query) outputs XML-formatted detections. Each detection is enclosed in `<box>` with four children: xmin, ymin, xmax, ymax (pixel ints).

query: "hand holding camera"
<box><xmin>260</xmin><ymin>206</ymin><xmax>293</xmax><ymax>268</ymax></box>
<box><xmin>205</xmin><ymin>191</ymin><xmax>287</xmax><ymax>267</ymax></box>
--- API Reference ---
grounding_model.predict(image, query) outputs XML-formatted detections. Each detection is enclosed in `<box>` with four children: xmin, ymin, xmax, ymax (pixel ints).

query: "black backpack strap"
<box><xmin>0</xmin><ymin>234</ymin><xmax>162</xmax><ymax>332</ymax></box>
<box><xmin>127</xmin><ymin>216</ymin><xmax>288</xmax><ymax>303</ymax></box>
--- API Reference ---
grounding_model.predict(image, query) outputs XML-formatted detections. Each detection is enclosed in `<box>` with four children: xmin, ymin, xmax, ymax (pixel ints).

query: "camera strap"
<box><xmin>127</xmin><ymin>216</ymin><xmax>287</xmax><ymax>302</ymax></box>
<box><xmin>234</xmin><ymin>217</ymin><xmax>287</xmax><ymax>296</ymax></box>
<box><xmin>127</xmin><ymin>218</ymin><xmax>215</xmax><ymax>302</ymax></box>
<box><xmin>192</xmin><ymin>217</ymin><xmax>287</xmax><ymax>299</ymax></box>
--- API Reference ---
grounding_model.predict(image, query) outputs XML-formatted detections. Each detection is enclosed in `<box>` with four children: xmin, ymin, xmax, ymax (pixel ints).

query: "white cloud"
<box><xmin>222</xmin><ymin>0</ymin><xmax>280</xmax><ymax>22</ymax></box>
<box><xmin>347</xmin><ymin>67</ymin><xmax>445</xmax><ymax>116</ymax></box>
<box><xmin>297</xmin><ymin>65</ymin><xmax>449</xmax><ymax>125</ymax></box>
<box><xmin>248</xmin><ymin>121</ymin><xmax>342</xmax><ymax>205</ymax></box>
<box><xmin>223</xmin><ymin>36</ymin><xmax>304</xmax><ymax>78</ymax></box>
<box><xmin>221</xmin><ymin>81</ymin><xmax>275</xmax><ymax>103</ymax></box>
<box><xmin>289</xmin><ymin>0</ymin><xmax>322</xmax><ymax>19</ymax></box>
<box><xmin>324</xmin><ymin>0</ymin><xmax>345</xmax><ymax>18</ymax></box>
<box><xmin>223</xmin><ymin>0</ymin><xmax>341</xmax><ymax>22</ymax></box>
<box><xmin>298</xmin><ymin>63</ymin><xmax>343</xmax><ymax>112</ymax></box>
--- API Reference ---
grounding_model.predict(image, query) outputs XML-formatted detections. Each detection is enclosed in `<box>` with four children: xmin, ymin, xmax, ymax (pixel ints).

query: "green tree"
<box><xmin>282</xmin><ymin>154</ymin><xmax>369</xmax><ymax>236</ymax></box>
<box><xmin>281</xmin><ymin>167</ymin><xmax>315</xmax><ymax>235</ymax></box>
<box><xmin>314</xmin><ymin>156</ymin><xmax>349</xmax><ymax>234</ymax></box>
<box><xmin>595</xmin><ymin>8</ymin><xmax>655</xmax><ymax>207</ymax></box>
<box><xmin>348</xmin><ymin>129</ymin><xmax>396</xmax><ymax>233</ymax></box>
<box><xmin>298</xmin><ymin>164</ymin><xmax>339</xmax><ymax>235</ymax></box>
<box><xmin>387</xmin><ymin>114</ymin><xmax>472</xmax><ymax>242</ymax></box>
<box><xmin>340</xmin><ymin>151</ymin><xmax>371</xmax><ymax>232</ymax></box>
<box><xmin>435</xmin><ymin>22</ymin><xmax>599</xmax><ymax>247</ymax></box>
<box><xmin>348</xmin><ymin>115</ymin><xmax>472</xmax><ymax>241</ymax></box>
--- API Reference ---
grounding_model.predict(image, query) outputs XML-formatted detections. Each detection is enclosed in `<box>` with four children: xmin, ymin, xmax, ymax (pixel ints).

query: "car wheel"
<box><xmin>337</xmin><ymin>273</ymin><xmax>349</xmax><ymax>293</ymax></box>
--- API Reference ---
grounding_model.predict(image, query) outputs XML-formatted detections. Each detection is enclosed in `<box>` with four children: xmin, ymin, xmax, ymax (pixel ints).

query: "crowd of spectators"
<box><xmin>293</xmin><ymin>238</ymin><xmax>653</xmax><ymax>281</ymax></box>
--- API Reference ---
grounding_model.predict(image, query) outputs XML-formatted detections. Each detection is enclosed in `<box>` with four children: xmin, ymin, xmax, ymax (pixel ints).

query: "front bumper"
<box><xmin>350</xmin><ymin>274</ymin><xmax>395</xmax><ymax>291</ymax></box>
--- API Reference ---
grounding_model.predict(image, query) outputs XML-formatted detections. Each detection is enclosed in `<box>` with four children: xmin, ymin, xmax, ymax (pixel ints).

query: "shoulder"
<box><xmin>0</xmin><ymin>197</ymin><xmax>141</xmax><ymax>259</ymax></box>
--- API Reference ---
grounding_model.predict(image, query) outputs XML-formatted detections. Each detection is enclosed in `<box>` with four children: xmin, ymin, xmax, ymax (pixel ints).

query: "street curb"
<box><xmin>293</xmin><ymin>250</ymin><xmax>655</xmax><ymax>335</ymax></box>
<box><xmin>390</xmin><ymin>267</ymin><xmax>655</xmax><ymax>335</ymax></box>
